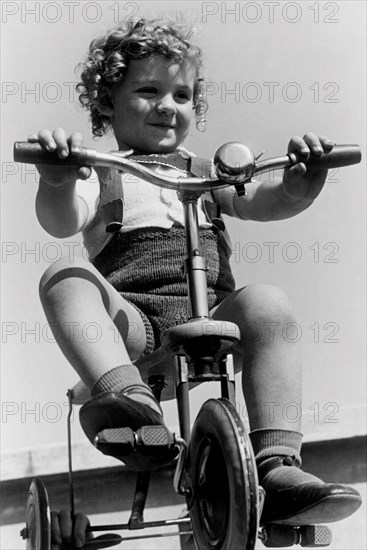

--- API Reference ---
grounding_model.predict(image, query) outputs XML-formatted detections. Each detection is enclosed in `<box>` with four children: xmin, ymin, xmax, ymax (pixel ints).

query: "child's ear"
<box><xmin>94</xmin><ymin>102</ymin><xmax>114</xmax><ymax>116</ymax></box>
<box><xmin>94</xmin><ymin>88</ymin><xmax>115</xmax><ymax>116</ymax></box>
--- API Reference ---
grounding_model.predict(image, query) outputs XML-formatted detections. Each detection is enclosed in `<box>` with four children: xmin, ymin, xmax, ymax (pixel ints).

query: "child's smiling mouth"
<box><xmin>149</xmin><ymin>123</ymin><xmax>176</xmax><ymax>129</ymax></box>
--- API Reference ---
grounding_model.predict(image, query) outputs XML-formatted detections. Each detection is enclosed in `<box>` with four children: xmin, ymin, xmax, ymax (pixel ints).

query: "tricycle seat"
<box><xmin>70</xmin><ymin>320</ymin><xmax>241</xmax><ymax>405</ymax></box>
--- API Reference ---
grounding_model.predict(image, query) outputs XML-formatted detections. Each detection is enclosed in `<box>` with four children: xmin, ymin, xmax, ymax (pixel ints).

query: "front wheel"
<box><xmin>187</xmin><ymin>398</ymin><xmax>258</xmax><ymax>550</ymax></box>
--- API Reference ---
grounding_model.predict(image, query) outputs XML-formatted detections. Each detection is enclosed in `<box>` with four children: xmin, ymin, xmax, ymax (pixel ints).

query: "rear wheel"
<box><xmin>23</xmin><ymin>478</ymin><xmax>51</xmax><ymax>550</ymax></box>
<box><xmin>187</xmin><ymin>398</ymin><xmax>258</xmax><ymax>550</ymax></box>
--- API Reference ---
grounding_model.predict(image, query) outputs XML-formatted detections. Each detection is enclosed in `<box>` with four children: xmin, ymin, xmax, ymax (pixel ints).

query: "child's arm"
<box><xmin>31</xmin><ymin>129</ymin><xmax>93</xmax><ymax>238</ymax></box>
<box><xmin>232</xmin><ymin>133</ymin><xmax>335</xmax><ymax>221</ymax></box>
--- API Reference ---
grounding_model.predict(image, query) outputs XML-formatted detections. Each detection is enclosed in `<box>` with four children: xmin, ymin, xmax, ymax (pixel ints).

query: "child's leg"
<box><xmin>210</xmin><ymin>284</ymin><xmax>361</xmax><ymax>524</ymax></box>
<box><xmin>39</xmin><ymin>256</ymin><xmax>159</xmax><ymax>411</ymax></box>
<box><xmin>212</xmin><ymin>284</ymin><xmax>302</xmax><ymax>432</ymax></box>
<box><xmin>40</xmin><ymin>256</ymin><xmax>178</xmax><ymax>469</ymax></box>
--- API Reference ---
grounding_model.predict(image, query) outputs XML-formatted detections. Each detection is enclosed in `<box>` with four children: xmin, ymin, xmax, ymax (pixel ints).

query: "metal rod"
<box><xmin>183</xmin><ymin>199</ymin><xmax>201</xmax><ymax>253</ymax></box>
<box><xmin>88</xmin><ymin>517</ymin><xmax>191</xmax><ymax>532</ymax></box>
<box><xmin>181</xmin><ymin>198</ymin><xmax>209</xmax><ymax>318</ymax></box>
<box><xmin>253</xmin><ymin>155</ymin><xmax>290</xmax><ymax>176</ymax></box>
<box><xmin>174</xmin><ymin>356</ymin><xmax>191</xmax><ymax>443</ymax></box>
<box><xmin>83</xmin><ymin>531</ymin><xmax>194</xmax><ymax>546</ymax></box>
<box><xmin>177</xmin><ymin>382</ymin><xmax>191</xmax><ymax>443</ymax></box>
<box><xmin>173</xmin><ymin>437</ymin><xmax>189</xmax><ymax>496</ymax></box>
<box><xmin>128</xmin><ymin>471</ymin><xmax>151</xmax><ymax>528</ymax></box>
<box><xmin>66</xmin><ymin>389</ymin><xmax>75</xmax><ymax>518</ymax></box>
<box><xmin>118</xmin><ymin>530</ymin><xmax>193</xmax><ymax>542</ymax></box>
<box><xmin>220</xmin><ymin>354</ymin><xmax>236</xmax><ymax>403</ymax></box>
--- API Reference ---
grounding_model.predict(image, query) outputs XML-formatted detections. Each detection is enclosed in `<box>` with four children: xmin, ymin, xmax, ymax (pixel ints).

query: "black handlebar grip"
<box><xmin>13</xmin><ymin>142</ymin><xmax>96</xmax><ymax>166</ymax></box>
<box><xmin>290</xmin><ymin>144</ymin><xmax>362</xmax><ymax>170</ymax></box>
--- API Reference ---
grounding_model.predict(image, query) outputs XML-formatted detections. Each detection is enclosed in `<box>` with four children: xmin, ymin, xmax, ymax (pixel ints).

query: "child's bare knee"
<box><xmin>239</xmin><ymin>284</ymin><xmax>296</xmax><ymax>325</ymax></box>
<box><xmin>39</xmin><ymin>256</ymin><xmax>94</xmax><ymax>300</ymax></box>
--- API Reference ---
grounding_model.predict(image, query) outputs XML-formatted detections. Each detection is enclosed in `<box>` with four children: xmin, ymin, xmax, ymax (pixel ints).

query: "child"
<box><xmin>30</xmin><ymin>17</ymin><xmax>361</xmax><ymax>545</ymax></box>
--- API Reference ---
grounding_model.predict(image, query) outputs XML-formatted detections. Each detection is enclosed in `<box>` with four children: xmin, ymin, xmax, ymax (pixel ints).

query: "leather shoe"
<box><xmin>260</xmin><ymin>457</ymin><xmax>362</xmax><ymax>525</ymax></box>
<box><xmin>79</xmin><ymin>387</ymin><xmax>178</xmax><ymax>471</ymax></box>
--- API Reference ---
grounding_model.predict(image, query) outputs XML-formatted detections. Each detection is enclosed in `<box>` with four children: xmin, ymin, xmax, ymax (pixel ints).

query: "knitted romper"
<box><xmin>89</xmin><ymin>151</ymin><xmax>237</xmax><ymax>355</ymax></box>
<box><xmin>93</xmin><ymin>224</ymin><xmax>236</xmax><ymax>355</ymax></box>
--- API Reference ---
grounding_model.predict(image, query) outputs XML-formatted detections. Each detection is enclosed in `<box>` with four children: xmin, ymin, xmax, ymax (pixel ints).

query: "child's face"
<box><xmin>108</xmin><ymin>55</ymin><xmax>196</xmax><ymax>153</ymax></box>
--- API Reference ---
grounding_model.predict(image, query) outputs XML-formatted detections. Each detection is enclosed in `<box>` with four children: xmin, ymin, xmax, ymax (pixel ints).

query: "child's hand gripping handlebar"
<box><xmin>213</xmin><ymin>142</ymin><xmax>362</xmax><ymax>195</ymax></box>
<box><xmin>13</xmin><ymin>141</ymin><xmax>361</xmax><ymax>193</ymax></box>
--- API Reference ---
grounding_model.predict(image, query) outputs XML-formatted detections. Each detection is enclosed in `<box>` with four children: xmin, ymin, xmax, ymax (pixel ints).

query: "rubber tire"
<box><xmin>187</xmin><ymin>398</ymin><xmax>258</xmax><ymax>550</ymax></box>
<box><xmin>25</xmin><ymin>478</ymin><xmax>51</xmax><ymax>550</ymax></box>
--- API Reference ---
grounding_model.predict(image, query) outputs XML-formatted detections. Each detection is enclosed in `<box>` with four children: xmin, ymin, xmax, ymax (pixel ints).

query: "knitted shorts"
<box><xmin>93</xmin><ymin>225</ymin><xmax>236</xmax><ymax>355</ymax></box>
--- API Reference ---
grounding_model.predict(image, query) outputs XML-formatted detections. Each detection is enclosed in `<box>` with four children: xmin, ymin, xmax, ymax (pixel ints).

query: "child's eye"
<box><xmin>176</xmin><ymin>91</ymin><xmax>191</xmax><ymax>102</ymax></box>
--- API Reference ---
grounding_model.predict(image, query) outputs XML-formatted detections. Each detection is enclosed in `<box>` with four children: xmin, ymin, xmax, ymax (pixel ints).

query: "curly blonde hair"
<box><xmin>76</xmin><ymin>18</ymin><xmax>208</xmax><ymax>137</ymax></box>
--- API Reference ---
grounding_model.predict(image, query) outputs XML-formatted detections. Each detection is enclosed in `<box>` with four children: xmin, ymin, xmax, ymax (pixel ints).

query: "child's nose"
<box><xmin>155</xmin><ymin>94</ymin><xmax>176</xmax><ymax>115</ymax></box>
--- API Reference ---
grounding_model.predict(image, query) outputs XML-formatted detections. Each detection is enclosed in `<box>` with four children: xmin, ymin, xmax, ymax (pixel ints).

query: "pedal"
<box><xmin>261</xmin><ymin>524</ymin><xmax>332</xmax><ymax>548</ymax></box>
<box><xmin>261</xmin><ymin>525</ymin><xmax>298</xmax><ymax>547</ymax></box>
<box><xmin>95</xmin><ymin>427</ymin><xmax>135</xmax><ymax>454</ymax></box>
<box><xmin>300</xmin><ymin>525</ymin><xmax>332</xmax><ymax>547</ymax></box>
<box><xmin>136</xmin><ymin>425</ymin><xmax>175</xmax><ymax>449</ymax></box>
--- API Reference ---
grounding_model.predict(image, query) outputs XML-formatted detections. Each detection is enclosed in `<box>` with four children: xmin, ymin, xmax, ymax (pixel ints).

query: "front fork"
<box><xmin>173</xmin><ymin>350</ymin><xmax>237</xmax><ymax>499</ymax></box>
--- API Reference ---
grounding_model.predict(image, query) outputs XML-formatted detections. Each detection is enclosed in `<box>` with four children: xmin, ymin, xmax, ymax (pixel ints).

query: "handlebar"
<box><xmin>13</xmin><ymin>141</ymin><xmax>361</xmax><ymax>193</ymax></box>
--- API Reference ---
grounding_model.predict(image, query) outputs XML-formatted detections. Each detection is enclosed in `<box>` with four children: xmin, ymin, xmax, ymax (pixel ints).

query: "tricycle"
<box><xmin>13</xmin><ymin>139</ymin><xmax>361</xmax><ymax>549</ymax></box>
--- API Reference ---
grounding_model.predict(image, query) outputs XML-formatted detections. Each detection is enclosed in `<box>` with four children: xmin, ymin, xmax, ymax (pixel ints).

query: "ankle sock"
<box><xmin>250</xmin><ymin>428</ymin><xmax>323</xmax><ymax>489</ymax></box>
<box><xmin>91</xmin><ymin>364</ymin><xmax>162</xmax><ymax>415</ymax></box>
<box><xmin>91</xmin><ymin>364</ymin><xmax>143</xmax><ymax>396</ymax></box>
<box><xmin>250</xmin><ymin>428</ymin><xmax>303</xmax><ymax>466</ymax></box>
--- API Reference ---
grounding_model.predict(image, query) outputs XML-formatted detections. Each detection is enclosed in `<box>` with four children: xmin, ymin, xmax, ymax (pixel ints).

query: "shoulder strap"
<box><xmin>202</xmin><ymin>198</ymin><xmax>225</xmax><ymax>231</ymax></box>
<box><xmin>189</xmin><ymin>157</ymin><xmax>217</xmax><ymax>179</ymax></box>
<box><xmin>96</xmin><ymin>166</ymin><xmax>124</xmax><ymax>233</ymax></box>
